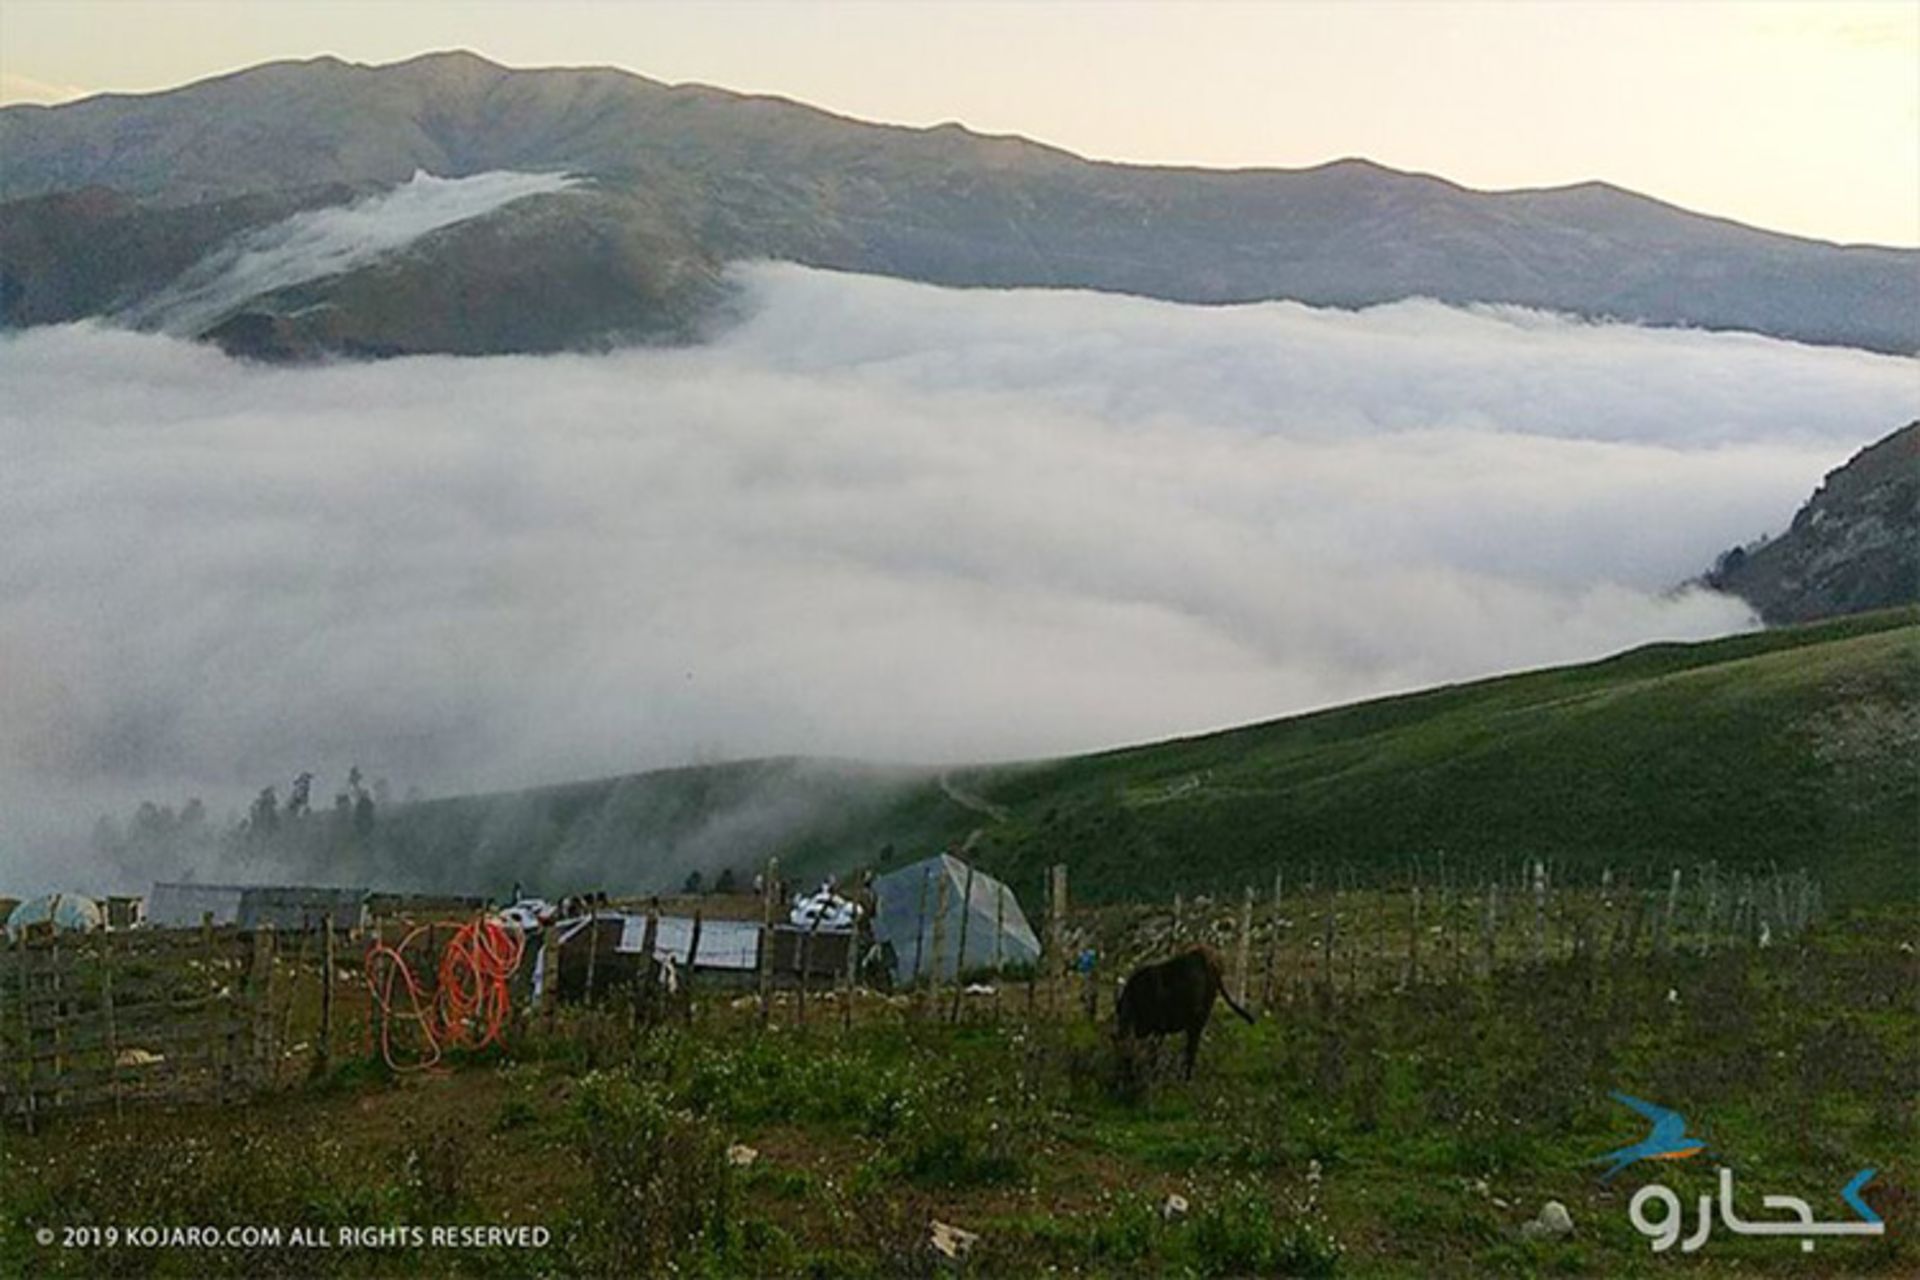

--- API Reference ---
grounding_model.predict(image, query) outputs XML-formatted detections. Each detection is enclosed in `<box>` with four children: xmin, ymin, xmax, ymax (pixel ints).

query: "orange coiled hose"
<box><xmin>365</xmin><ymin>916</ymin><xmax>526</xmax><ymax>1071</ymax></box>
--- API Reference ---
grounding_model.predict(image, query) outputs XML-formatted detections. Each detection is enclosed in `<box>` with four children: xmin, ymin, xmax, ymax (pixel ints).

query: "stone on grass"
<box><xmin>929</xmin><ymin>1220</ymin><xmax>980</xmax><ymax>1261</ymax></box>
<box><xmin>1520</xmin><ymin>1200</ymin><xmax>1574</xmax><ymax>1240</ymax></box>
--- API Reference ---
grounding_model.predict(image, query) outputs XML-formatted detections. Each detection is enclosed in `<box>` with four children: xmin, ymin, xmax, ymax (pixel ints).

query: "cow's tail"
<box><xmin>1218</xmin><ymin>980</ymin><xmax>1255</xmax><ymax>1025</ymax></box>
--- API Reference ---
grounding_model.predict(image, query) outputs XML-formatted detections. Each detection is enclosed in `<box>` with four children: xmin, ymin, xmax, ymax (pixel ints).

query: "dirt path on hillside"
<box><xmin>938</xmin><ymin>771</ymin><xmax>1011</xmax><ymax>826</ymax></box>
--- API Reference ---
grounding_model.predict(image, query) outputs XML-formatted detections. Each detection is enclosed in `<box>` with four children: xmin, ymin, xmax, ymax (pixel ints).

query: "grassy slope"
<box><xmin>330</xmin><ymin>609</ymin><xmax>1916</xmax><ymax>906</ymax></box>
<box><xmin>959</xmin><ymin>609</ymin><xmax>1918</xmax><ymax>905</ymax></box>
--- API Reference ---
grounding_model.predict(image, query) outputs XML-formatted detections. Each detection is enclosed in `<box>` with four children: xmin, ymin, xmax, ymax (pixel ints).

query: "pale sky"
<box><xmin>1</xmin><ymin>1</ymin><xmax>1915</xmax><ymax>247</ymax></box>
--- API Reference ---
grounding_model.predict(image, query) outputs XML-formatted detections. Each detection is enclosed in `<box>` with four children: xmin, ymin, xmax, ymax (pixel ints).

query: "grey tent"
<box><xmin>871</xmin><ymin>854</ymin><xmax>1041</xmax><ymax>984</ymax></box>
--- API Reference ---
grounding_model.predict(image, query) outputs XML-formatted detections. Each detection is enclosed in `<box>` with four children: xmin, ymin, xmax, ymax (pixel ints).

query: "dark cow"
<box><xmin>1114</xmin><ymin>945</ymin><xmax>1254</xmax><ymax>1078</ymax></box>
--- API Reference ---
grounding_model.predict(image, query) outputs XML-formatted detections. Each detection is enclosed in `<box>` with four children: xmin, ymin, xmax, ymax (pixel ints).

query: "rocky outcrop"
<box><xmin>1706</xmin><ymin>423</ymin><xmax>1919</xmax><ymax>624</ymax></box>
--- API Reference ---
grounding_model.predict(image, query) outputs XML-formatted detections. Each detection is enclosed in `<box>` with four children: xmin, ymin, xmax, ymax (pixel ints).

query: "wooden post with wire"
<box><xmin>319</xmin><ymin>912</ymin><xmax>336</xmax><ymax>1075</ymax></box>
<box><xmin>102</xmin><ymin>931</ymin><xmax>122</xmax><ymax>1119</ymax></box>
<box><xmin>992</xmin><ymin>879</ymin><xmax>1006</xmax><ymax>1023</ymax></box>
<box><xmin>1261</xmin><ymin>868</ymin><xmax>1283</xmax><ymax>1013</ymax></box>
<box><xmin>582</xmin><ymin>908</ymin><xmax>600</xmax><ymax>1004</ymax></box>
<box><xmin>758</xmin><ymin>857</ymin><xmax>779</xmax><ymax>1029</ymax></box>
<box><xmin>949</xmin><ymin>860</ymin><xmax>976</xmax><ymax>1023</ymax></box>
<box><xmin>909</xmin><ymin>867</ymin><xmax>930</xmax><ymax>997</ymax></box>
<box><xmin>1530</xmin><ymin>860</ymin><xmax>1547</xmax><ymax>967</ymax></box>
<box><xmin>840</xmin><ymin>903</ymin><xmax>858</xmax><ymax>1034</ymax></box>
<box><xmin>1320</xmin><ymin>898</ymin><xmax>1336</xmax><ymax>1005</ymax></box>
<box><xmin>247</xmin><ymin>925</ymin><xmax>275</xmax><ymax>1090</ymax></box>
<box><xmin>1234</xmin><ymin>885</ymin><xmax>1254</xmax><ymax>1005</ymax></box>
<box><xmin>685</xmin><ymin>907</ymin><xmax>703</xmax><ymax>1027</ymax></box>
<box><xmin>797</xmin><ymin>920</ymin><xmax>816</xmax><ymax>1028</ymax></box>
<box><xmin>1050</xmin><ymin>864</ymin><xmax>1068</xmax><ymax>1017</ymax></box>
<box><xmin>12</xmin><ymin>931</ymin><xmax>35</xmax><ymax>1134</ymax></box>
<box><xmin>1407</xmin><ymin>881</ymin><xmax>1422</xmax><ymax>988</ymax></box>
<box><xmin>636</xmin><ymin>907</ymin><xmax>660</xmax><ymax>1028</ymax></box>
<box><xmin>927</xmin><ymin>869</ymin><xmax>950</xmax><ymax>1019</ymax></box>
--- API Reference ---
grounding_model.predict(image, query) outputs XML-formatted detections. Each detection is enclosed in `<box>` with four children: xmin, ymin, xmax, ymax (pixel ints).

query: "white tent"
<box><xmin>6</xmin><ymin>893</ymin><xmax>103</xmax><ymax>938</ymax></box>
<box><xmin>871</xmin><ymin>853</ymin><xmax>1040</xmax><ymax>985</ymax></box>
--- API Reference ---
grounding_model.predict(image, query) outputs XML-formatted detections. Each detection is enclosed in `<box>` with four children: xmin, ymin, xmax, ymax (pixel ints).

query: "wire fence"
<box><xmin>1</xmin><ymin>859</ymin><xmax>1819</xmax><ymax>1126</ymax></box>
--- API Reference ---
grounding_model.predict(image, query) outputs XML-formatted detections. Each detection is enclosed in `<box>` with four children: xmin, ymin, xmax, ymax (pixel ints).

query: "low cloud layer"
<box><xmin>3</xmin><ymin>264</ymin><xmax>1915</xmax><ymax>890</ymax></box>
<box><xmin>122</xmin><ymin>169</ymin><xmax>580</xmax><ymax>334</ymax></box>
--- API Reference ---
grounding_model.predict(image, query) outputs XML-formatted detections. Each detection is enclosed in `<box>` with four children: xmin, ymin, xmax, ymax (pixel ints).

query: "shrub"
<box><xmin>565</xmin><ymin>1070</ymin><xmax>735</xmax><ymax>1275</ymax></box>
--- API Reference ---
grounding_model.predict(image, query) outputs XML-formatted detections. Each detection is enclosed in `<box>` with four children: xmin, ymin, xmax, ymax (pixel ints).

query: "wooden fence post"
<box><xmin>539</xmin><ymin>929</ymin><xmax>559</xmax><ymax>1037</ymax></box>
<box><xmin>1320</xmin><ymin>900</ymin><xmax>1336</xmax><ymax>1003</ymax></box>
<box><xmin>318</xmin><ymin>913</ymin><xmax>336</xmax><ymax>1074</ymax></box>
<box><xmin>1657</xmin><ymin>869</ymin><xmax>1681</xmax><ymax>955</ymax></box>
<box><xmin>1371</xmin><ymin>881</ymin><xmax>1386</xmax><ymax>993</ymax></box>
<box><xmin>1261</xmin><ymin>868</ymin><xmax>1283</xmax><ymax>1013</ymax></box>
<box><xmin>1530</xmin><ymin>860</ymin><xmax>1546</xmax><ymax>967</ymax></box>
<box><xmin>1481</xmin><ymin>882</ymin><xmax>1498</xmax><ymax>979</ymax></box>
<box><xmin>909</xmin><ymin>867</ymin><xmax>931</xmax><ymax>991</ymax></box>
<box><xmin>796</xmin><ymin>922</ymin><xmax>815</xmax><ymax>1028</ymax></box>
<box><xmin>685</xmin><ymin>908</ymin><xmax>703</xmax><ymax>1027</ymax></box>
<box><xmin>928</xmin><ymin>869</ymin><xmax>951</xmax><ymax>1018</ymax></box>
<box><xmin>582</xmin><ymin>909</ymin><xmax>600</xmax><ymax>1003</ymax></box>
<box><xmin>248</xmin><ymin>925</ymin><xmax>275</xmax><ymax>1089</ymax></box>
<box><xmin>1234</xmin><ymin>886</ymin><xmax>1254</xmax><ymax>1005</ymax></box>
<box><xmin>636</xmin><ymin>907</ymin><xmax>660</xmax><ymax>1028</ymax></box>
<box><xmin>102</xmin><ymin>932</ymin><xmax>122</xmax><ymax>1118</ymax></box>
<box><xmin>1049</xmin><ymin>864</ymin><xmax>1068</xmax><ymax>1017</ymax></box>
<box><xmin>11</xmin><ymin>933</ymin><xmax>33</xmax><ymax>1134</ymax></box>
<box><xmin>1700</xmin><ymin>864</ymin><xmax>1719</xmax><ymax>955</ymax></box>
<box><xmin>992</xmin><ymin>880</ymin><xmax>1006</xmax><ymax>1023</ymax></box>
<box><xmin>1407</xmin><ymin>881</ymin><xmax>1422</xmax><ymax>988</ymax></box>
<box><xmin>840</xmin><ymin>905</ymin><xmax>858</xmax><ymax>1034</ymax></box>
<box><xmin>758</xmin><ymin>857</ymin><xmax>779</xmax><ymax>1029</ymax></box>
<box><xmin>949</xmin><ymin>861</ymin><xmax>976</xmax><ymax>1023</ymax></box>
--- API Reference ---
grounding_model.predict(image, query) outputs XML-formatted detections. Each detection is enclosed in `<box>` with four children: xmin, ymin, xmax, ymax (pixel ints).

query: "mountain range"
<box><xmin>4</xmin><ymin>50</ymin><xmax>1916</xmax><ymax>358</ymax></box>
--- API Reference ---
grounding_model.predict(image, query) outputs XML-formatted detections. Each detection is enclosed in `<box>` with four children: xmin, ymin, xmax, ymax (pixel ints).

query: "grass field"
<box><xmin>4</xmin><ymin>903</ymin><xmax>1913</xmax><ymax>1277</ymax></box>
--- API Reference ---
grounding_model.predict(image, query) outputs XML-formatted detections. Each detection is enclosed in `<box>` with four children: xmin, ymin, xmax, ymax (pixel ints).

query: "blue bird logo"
<box><xmin>1594</xmin><ymin>1093</ymin><xmax>1709</xmax><ymax>1182</ymax></box>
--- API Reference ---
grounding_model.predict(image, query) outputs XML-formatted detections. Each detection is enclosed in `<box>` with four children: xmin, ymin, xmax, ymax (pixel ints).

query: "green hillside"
<box><xmin>293</xmin><ymin>609</ymin><xmax>1915</xmax><ymax>906</ymax></box>
<box><xmin>956</xmin><ymin>608</ymin><xmax>1918</xmax><ymax>906</ymax></box>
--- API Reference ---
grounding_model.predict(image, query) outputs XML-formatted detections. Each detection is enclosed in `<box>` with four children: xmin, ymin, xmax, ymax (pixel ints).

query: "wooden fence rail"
<box><xmin>1</xmin><ymin>925</ymin><xmax>276</xmax><ymax>1131</ymax></box>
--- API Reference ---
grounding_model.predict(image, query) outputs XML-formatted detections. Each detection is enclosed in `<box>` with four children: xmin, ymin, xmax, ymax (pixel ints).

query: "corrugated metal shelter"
<box><xmin>872</xmin><ymin>854</ymin><xmax>1040</xmax><ymax>985</ymax></box>
<box><xmin>620</xmin><ymin>915</ymin><xmax>764</xmax><ymax>971</ymax></box>
<box><xmin>238</xmin><ymin>885</ymin><xmax>368</xmax><ymax>931</ymax></box>
<box><xmin>145</xmin><ymin>883</ymin><xmax>247</xmax><ymax>929</ymax></box>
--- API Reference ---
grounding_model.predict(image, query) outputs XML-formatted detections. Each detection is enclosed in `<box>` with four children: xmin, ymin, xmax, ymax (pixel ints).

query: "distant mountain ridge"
<box><xmin>4</xmin><ymin>50</ymin><xmax>1917</xmax><ymax>358</ymax></box>
<box><xmin>1706</xmin><ymin>422</ymin><xmax>1920</xmax><ymax>625</ymax></box>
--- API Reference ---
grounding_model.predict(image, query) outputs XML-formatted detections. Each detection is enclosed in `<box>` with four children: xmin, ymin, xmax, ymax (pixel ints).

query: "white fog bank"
<box><xmin>3</xmin><ymin>264</ymin><xmax>1915</xmax><ymax>888</ymax></box>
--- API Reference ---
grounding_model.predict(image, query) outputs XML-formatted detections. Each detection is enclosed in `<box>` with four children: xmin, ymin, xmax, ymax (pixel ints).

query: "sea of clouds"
<box><xmin>3</xmin><ymin>262</ymin><xmax>1915</xmax><ymax>890</ymax></box>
